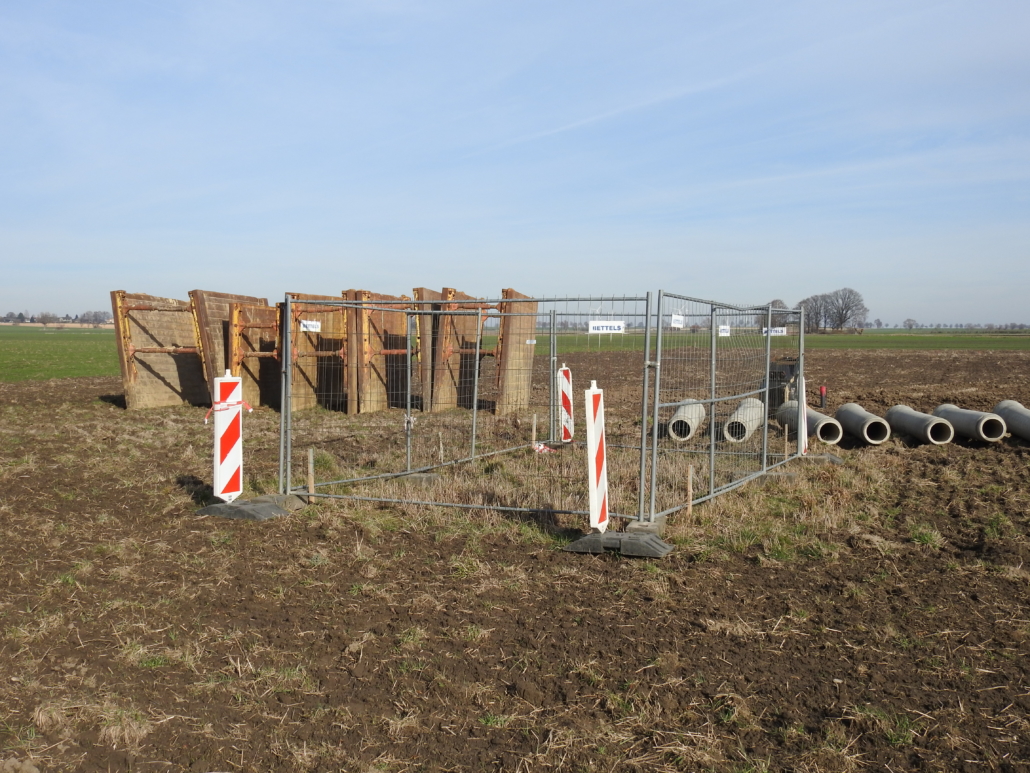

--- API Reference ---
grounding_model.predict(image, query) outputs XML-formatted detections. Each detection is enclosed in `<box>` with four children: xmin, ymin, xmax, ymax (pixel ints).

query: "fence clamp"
<box><xmin>404</xmin><ymin>415</ymin><xmax>417</xmax><ymax>431</ymax></box>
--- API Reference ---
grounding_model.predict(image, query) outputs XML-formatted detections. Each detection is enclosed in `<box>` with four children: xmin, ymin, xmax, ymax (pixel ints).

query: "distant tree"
<box><xmin>37</xmin><ymin>312</ymin><xmax>59</xmax><ymax>326</ymax></box>
<box><xmin>16</xmin><ymin>313</ymin><xmax>25</xmax><ymax>323</ymax></box>
<box><xmin>3</xmin><ymin>312</ymin><xmax>14</xmax><ymax>322</ymax></box>
<box><xmin>874</xmin><ymin>318</ymin><xmax>882</xmax><ymax>329</ymax></box>
<box><xmin>825</xmin><ymin>288</ymin><xmax>869</xmax><ymax>330</ymax></box>
<box><xmin>80</xmin><ymin>310</ymin><xmax>112</xmax><ymax>327</ymax></box>
<box><xmin>754</xmin><ymin>299</ymin><xmax>790</xmax><ymax>328</ymax></box>
<box><xmin>795</xmin><ymin>294</ymin><xmax>829</xmax><ymax>333</ymax></box>
<box><xmin>903</xmin><ymin>318</ymin><xmax>917</xmax><ymax>330</ymax></box>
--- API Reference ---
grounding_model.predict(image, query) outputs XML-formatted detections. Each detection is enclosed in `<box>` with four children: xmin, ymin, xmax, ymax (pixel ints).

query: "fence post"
<box><xmin>470</xmin><ymin>311</ymin><xmax>483</xmax><ymax>459</ymax></box>
<box><xmin>709</xmin><ymin>306</ymin><xmax>717</xmax><ymax>497</ymax></box>
<box><xmin>762</xmin><ymin>304</ymin><xmax>772</xmax><ymax>472</ymax></box>
<box><xmin>278</xmin><ymin>293</ymin><xmax>293</xmax><ymax>495</ymax></box>
<box><xmin>549</xmin><ymin>309</ymin><xmax>557</xmax><ymax>443</ymax></box>
<box><xmin>647</xmin><ymin>290</ymin><xmax>665</xmax><ymax>522</ymax></box>
<box><xmin>637</xmin><ymin>291</ymin><xmax>653</xmax><ymax>521</ymax></box>
<box><xmin>797</xmin><ymin>306</ymin><xmax>806</xmax><ymax>457</ymax></box>
<box><xmin>405</xmin><ymin>311</ymin><xmax>413</xmax><ymax>472</ymax></box>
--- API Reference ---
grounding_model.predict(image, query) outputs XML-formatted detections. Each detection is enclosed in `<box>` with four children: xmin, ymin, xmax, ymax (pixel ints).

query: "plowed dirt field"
<box><xmin>1</xmin><ymin>350</ymin><xmax>1028</xmax><ymax>772</ymax></box>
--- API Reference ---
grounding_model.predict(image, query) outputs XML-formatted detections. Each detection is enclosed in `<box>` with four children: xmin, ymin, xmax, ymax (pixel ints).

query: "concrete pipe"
<box><xmin>723</xmin><ymin>398</ymin><xmax>765</xmax><ymax>443</ymax></box>
<box><xmin>932</xmin><ymin>404</ymin><xmax>1006</xmax><ymax>443</ymax></box>
<box><xmin>835</xmin><ymin>403</ymin><xmax>891</xmax><ymax>445</ymax></box>
<box><xmin>668</xmin><ymin>400</ymin><xmax>707</xmax><ymax>443</ymax></box>
<box><xmin>994</xmin><ymin>400</ymin><xmax>1030</xmax><ymax>441</ymax></box>
<box><xmin>776</xmin><ymin>400</ymin><xmax>844</xmax><ymax>445</ymax></box>
<box><xmin>885</xmin><ymin>405</ymin><xmax>954</xmax><ymax>445</ymax></box>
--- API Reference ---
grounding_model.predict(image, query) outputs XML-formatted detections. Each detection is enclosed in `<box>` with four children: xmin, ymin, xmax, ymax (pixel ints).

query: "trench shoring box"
<box><xmin>111</xmin><ymin>290</ymin><xmax>210</xmax><ymax>409</ymax></box>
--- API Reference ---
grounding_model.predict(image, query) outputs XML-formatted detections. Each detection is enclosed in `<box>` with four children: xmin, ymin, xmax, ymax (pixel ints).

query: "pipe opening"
<box><xmin>980</xmin><ymin>418</ymin><xmax>1005</xmax><ymax>441</ymax></box>
<box><xmin>866</xmin><ymin>421</ymin><xmax>890</xmax><ymax>443</ymax></box>
<box><xmin>816</xmin><ymin>422</ymin><xmax>842</xmax><ymax>444</ymax></box>
<box><xmin>669</xmin><ymin>420</ymin><xmax>693</xmax><ymax>441</ymax></box>
<box><xmin>725</xmin><ymin>421</ymin><xmax>748</xmax><ymax>441</ymax></box>
<box><xmin>928</xmin><ymin>421</ymin><xmax>954</xmax><ymax>444</ymax></box>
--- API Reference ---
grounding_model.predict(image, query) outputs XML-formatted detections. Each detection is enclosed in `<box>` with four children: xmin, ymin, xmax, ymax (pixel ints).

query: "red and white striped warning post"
<box><xmin>557</xmin><ymin>364</ymin><xmax>574</xmax><ymax>442</ymax></box>
<box><xmin>584</xmin><ymin>380</ymin><xmax>609</xmax><ymax>533</ymax></box>
<box><xmin>208</xmin><ymin>370</ymin><xmax>252</xmax><ymax>503</ymax></box>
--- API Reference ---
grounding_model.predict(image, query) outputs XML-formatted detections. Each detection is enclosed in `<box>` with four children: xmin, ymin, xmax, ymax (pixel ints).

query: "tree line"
<box><xmin>759</xmin><ymin>288</ymin><xmax>870</xmax><ymax>333</ymax></box>
<box><xmin>2</xmin><ymin>311</ymin><xmax>112</xmax><ymax>326</ymax></box>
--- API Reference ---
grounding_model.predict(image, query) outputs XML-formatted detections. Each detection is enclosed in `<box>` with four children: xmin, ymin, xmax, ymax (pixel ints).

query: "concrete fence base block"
<box><xmin>397</xmin><ymin>473</ymin><xmax>442</xmax><ymax>486</ymax></box>
<box><xmin>799</xmin><ymin>453</ymin><xmax>844</xmax><ymax>465</ymax></box>
<box><xmin>564</xmin><ymin>531</ymin><xmax>673</xmax><ymax>558</ymax></box>
<box><xmin>757</xmin><ymin>472</ymin><xmax>799</xmax><ymax>486</ymax></box>
<box><xmin>626</xmin><ymin>515</ymin><xmax>668</xmax><ymax>538</ymax></box>
<box><xmin>197</xmin><ymin>493</ymin><xmax>304</xmax><ymax>521</ymax></box>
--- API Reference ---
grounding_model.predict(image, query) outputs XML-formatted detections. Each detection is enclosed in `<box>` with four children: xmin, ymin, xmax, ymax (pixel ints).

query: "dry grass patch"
<box><xmin>33</xmin><ymin>698</ymin><xmax>158</xmax><ymax>751</ymax></box>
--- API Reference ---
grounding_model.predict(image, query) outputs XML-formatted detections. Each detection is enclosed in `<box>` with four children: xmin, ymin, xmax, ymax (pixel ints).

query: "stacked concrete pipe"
<box><xmin>993</xmin><ymin>400</ymin><xmax>1030</xmax><ymax>441</ymax></box>
<box><xmin>723</xmin><ymin>398</ymin><xmax>765</xmax><ymax>443</ymax></box>
<box><xmin>667</xmin><ymin>400</ymin><xmax>707</xmax><ymax>442</ymax></box>
<box><xmin>776</xmin><ymin>400</ymin><xmax>844</xmax><ymax>445</ymax></box>
<box><xmin>835</xmin><ymin>403</ymin><xmax>891</xmax><ymax>445</ymax></box>
<box><xmin>885</xmin><ymin>405</ymin><xmax>954</xmax><ymax>445</ymax></box>
<box><xmin>932</xmin><ymin>404</ymin><xmax>1006</xmax><ymax>443</ymax></box>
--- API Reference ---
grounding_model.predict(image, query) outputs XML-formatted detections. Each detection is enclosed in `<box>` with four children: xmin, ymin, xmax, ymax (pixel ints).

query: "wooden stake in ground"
<box><xmin>687</xmin><ymin>464</ymin><xmax>694</xmax><ymax>520</ymax></box>
<box><xmin>307</xmin><ymin>447</ymin><xmax>315</xmax><ymax>504</ymax></box>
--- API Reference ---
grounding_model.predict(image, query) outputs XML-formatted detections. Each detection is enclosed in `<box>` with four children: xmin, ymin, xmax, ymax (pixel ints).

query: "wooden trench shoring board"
<box><xmin>189</xmin><ymin>289</ymin><xmax>268</xmax><ymax>399</ymax></box>
<box><xmin>412</xmin><ymin>288</ymin><xmax>443</xmax><ymax>413</ymax></box>
<box><xmin>410</xmin><ymin>287</ymin><xmax>534</xmax><ymax>415</ymax></box>
<box><xmin>228</xmin><ymin>301</ymin><xmax>281</xmax><ymax>409</ymax></box>
<box><xmin>430</xmin><ymin>288</ymin><xmax>487</xmax><ymax>412</ymax></box>
<box><xmin>345</xmin><ymin>290</ymin><xmax>412</xmax><ymax>415</ymax></box>
<box><xmin>495</xmin><ymin>288</ymin><xmax>538</xmax><ymax>416</ymax></box>
<box><xmin>110</xmin><ymin>290</ymin><xmax>209</xmax><ymax>410</ymax></box>
<box><xmin>286</xmin><ymin>293</ymin><xmax>348</xmax><ymax>412</ymax></box>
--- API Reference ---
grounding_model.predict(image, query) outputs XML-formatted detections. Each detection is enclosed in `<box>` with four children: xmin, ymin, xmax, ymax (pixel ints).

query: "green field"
<box><xmin>1</xmin><ymin>325</ymin><xmax>1028</xmax><ymax>384</ymax></box>
<box><xmin>0</xmin><ymin>326</ymin><xmax>120</xmax><ymax>382</ymax></box>
<box><xmin>551</xmin><ymin>330</ymin><xmax>1030</xmax><ymax>353</ymax></box>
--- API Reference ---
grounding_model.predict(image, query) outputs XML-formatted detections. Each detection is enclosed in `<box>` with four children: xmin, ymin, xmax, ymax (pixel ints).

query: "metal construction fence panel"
<box><xmin>647</xmin><ymin>292</ymin><xmax>804</xmax><ymax>520</ymax></box>
<box><xmin>277</xmin><ymin>290</ymin><xmax>805</xmax><ymax>524</ymax></box>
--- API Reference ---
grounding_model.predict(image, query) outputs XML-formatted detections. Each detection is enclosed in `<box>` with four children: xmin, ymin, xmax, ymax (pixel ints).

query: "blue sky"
<box><xmin>2</xmin><ymin>1</ymin><xmax>1028</xmax><ymax>324</ymax></box>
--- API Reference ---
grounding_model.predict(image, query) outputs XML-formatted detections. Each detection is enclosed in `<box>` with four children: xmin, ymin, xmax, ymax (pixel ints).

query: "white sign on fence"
<box><xmin>763</xmin><ymin>327</ymin><xmax>787</xmax><ymax>336</ymax></box>
<box><xmin>718</xmin><ymin>325</ymin><xmax>731</xmax><ymax>337</ymax></box>
<box><xmin>670</xmin><ymin>314</ymin><xmax>685</xmax><ymax>329</ymax></box>
<box><xmin>300</xmin><ymin>320</ymin><xmax>322</xmax><ymax>333</ymax></box>
<box><xmin>588</xmin><ymin>320</ymin><xmax>625</xmax><ymax>334</ymax></box>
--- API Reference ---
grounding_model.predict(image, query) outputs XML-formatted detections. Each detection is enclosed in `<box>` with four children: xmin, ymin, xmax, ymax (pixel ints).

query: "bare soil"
<box><xmin>2</xmin><ymin>350</ymin><xmax>1029</xmax><ymax>772</ymax></box>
